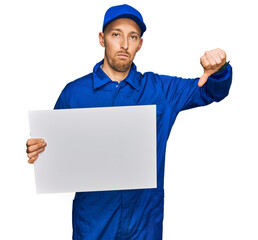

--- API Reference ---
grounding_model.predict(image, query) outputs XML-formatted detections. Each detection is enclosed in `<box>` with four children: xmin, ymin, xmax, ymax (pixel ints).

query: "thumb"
<box><xmin>198</xmin><ymin>72</ymin><xmax>209</xmax><ymax>87</ymax></box>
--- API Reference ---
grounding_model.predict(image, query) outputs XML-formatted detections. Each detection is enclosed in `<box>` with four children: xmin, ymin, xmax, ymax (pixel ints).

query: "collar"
<box><xmin>93</xmin><ymin>59</ymin><xmax>140</xmax><ymax>91</ymax></box>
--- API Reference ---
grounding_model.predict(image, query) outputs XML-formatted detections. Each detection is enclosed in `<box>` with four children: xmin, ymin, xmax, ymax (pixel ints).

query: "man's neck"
<box><xmin>102</xmin><ymin>59</ymin><xmax>131</xmax><ymax>84</ymax></box>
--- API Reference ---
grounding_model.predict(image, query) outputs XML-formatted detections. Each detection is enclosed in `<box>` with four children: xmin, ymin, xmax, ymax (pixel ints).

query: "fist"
<box><xmin>198</xmin><ymin>48</ymin><xmax>227</xmax><ymax>87</ymax></box>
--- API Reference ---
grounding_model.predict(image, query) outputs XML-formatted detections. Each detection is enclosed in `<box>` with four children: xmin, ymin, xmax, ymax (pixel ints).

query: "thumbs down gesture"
<box><xmin>198</xmin><ymin>48</ymin><xmax>227</xmax><ymax>87</ymax></box>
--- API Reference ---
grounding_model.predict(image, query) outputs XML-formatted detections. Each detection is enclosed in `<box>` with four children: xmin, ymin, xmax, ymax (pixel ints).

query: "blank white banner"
<box><xmin>28</xmin><ymin>105</ymin><xmax>157</xmax><ymax>194</ymax></box>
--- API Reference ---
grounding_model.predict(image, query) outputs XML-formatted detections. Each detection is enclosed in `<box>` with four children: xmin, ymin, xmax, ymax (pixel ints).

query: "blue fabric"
<box><xmin>54</xmin><ymin>59</ymin><xmax>232</xmax><ymax>240</ymax></box>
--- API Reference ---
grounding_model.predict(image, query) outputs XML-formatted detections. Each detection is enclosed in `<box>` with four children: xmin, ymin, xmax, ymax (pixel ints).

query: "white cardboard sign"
<box><xmin>28</xmin><ymin>105</ymin><xmax>157</xmax><ymax>194</ymax></box>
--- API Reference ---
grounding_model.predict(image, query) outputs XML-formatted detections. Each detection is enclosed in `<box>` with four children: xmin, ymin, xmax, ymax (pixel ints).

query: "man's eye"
<box><xmin>131</xmin><ymin>35</ymin><xmax>138</xmax><ymax>39</ymax></box>
<box><xmin>112</xmin><ymin>33</ymin><xmax>120</xmax><ymax>37</ymax></box>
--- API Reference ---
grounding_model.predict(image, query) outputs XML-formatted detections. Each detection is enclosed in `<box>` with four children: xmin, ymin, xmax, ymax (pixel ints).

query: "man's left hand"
<box><xmin>198</xmin><ymin>48</ymin><xmax>227</xmax><ymax>87</ymax></box>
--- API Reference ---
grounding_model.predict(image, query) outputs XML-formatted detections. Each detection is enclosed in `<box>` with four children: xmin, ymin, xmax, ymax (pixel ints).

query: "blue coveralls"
<box><xmin>54</xmin><ymin>59</ymin><xmax>232</xmax><ymax>240</ymax></box>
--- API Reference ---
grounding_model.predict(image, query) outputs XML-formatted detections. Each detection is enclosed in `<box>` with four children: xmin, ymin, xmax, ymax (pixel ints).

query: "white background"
<box><xmin>0</xmin><ymin>0</ymin><xmax>257</xmax><ymax>239</ymax></box>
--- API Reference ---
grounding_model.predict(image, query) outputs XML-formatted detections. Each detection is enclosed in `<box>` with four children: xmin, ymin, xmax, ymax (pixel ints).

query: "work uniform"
<box><xmin>54</xmin><ymin>59</ymin><xmax>232</xmax><ymax>240</ymax></box>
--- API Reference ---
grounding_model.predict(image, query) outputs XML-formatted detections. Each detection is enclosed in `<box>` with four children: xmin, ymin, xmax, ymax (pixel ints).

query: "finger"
<box><xmin>212</xmin><ymin>50</ymin><xmax>222</xmax><ymax>65</ymax></box>
<box><xmin>27</xmin><ymin>141</ymin><xmax>47</xmax><ymax>153</ymax></box>
<box><xmin>205</xmin><ymin>53</ymin><xmax>217</xmax><ymax>69</ymax></box>
<box><xmin>28</xmin><ymin>155</ymin><xmax>38</xmax><ymax>164</ymax></box>
<box><xmin>27</xmin><ymin>147</ymin><xmax>45</xmax><ymax>159</ymax></box>
<box><xmin>26</xmin><ymin>138</ymin><xmax>44</xmax><ymax>147</ymax></box>
<box><xmin>218</xmin><ymin>49</ymin><xmax>226</xmax><ymax>60</ymax></box>
<box><xmin>215</xmin><ymin>48</ymin><xmax>227</xmax><ymax>67</ymax></box>
<box><xmin>200</xmin><ymin>56</ymin><xmax>211</xmax><ymax>69</ymax></box>
<box><xmin>198</xmin><ymin>72</ymin><xmax>209</xmax><ymax>87</ymax></box>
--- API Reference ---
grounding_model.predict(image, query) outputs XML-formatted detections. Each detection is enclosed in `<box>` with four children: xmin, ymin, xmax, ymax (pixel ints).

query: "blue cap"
<box><xmin>102</xmin><ymin>4</ymin><xmax>146</xmax><ymax>37</ymax></box>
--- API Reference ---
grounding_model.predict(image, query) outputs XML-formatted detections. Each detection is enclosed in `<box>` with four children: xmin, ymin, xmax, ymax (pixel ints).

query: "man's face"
<box><xmin>99</xmin><ymin>18</ymin><xmax>143</xmax><ymax>73</ymax></box>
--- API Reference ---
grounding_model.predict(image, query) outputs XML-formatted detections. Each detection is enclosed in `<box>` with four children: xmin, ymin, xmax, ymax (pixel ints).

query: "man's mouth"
<box><xmin>117</xmin><ymin>53</ymin><xmax>129</xmax><ymax>58</ymax></box>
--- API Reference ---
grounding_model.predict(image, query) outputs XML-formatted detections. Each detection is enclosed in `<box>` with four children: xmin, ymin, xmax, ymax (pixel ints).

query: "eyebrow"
<box><xmin>110</xmin><ymin>28</ymin><xmax>141</xmax><ymax>36</ymax></box>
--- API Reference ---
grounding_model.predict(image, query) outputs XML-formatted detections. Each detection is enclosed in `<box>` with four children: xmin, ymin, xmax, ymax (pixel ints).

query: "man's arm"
<box><xmin>157</xmin><ymin>48</ymin><xmax>232</xmax><ymax>112</ymax></box>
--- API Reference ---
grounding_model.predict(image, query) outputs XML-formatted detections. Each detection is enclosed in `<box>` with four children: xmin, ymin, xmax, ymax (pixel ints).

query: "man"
<box><xmin>26</xmin><ymin>4</ymin><xmax>232</xmax><ymax>240</ymax></box>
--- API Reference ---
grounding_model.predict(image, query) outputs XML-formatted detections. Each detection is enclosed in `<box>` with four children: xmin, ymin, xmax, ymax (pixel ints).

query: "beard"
<box><xmin>105</xmin><ymin>51</ymin><xmax>132</xmax><ymax>73</ymax></box>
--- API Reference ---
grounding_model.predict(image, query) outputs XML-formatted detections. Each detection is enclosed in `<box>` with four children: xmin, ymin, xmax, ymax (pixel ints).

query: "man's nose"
<box><xmin>121</xmin><ymin>36</ymin><xmax>129</xmax><ymax>50</ymax></box>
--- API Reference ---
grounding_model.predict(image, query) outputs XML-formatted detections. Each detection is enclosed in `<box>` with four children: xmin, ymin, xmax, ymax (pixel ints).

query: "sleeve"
<box><xmin>53</xmin><ymin>85</ymin><xmax>70</xmax><ymax>110</ymax></box>
<box><xmin>158</xmin><ymin>63</ymin><xmax>232</xmax><ymax>112</ymax></box>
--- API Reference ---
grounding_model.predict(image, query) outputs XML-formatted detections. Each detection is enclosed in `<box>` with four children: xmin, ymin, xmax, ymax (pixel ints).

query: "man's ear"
<box><xmin>137</xmin><ymin>38</ymin><xmax>143</xmax><ymax>52</ymax></box>
<box><xmin>99</xmin><ymin>32</ymin><xmax>105</xmax><ymax>47</ymax></box>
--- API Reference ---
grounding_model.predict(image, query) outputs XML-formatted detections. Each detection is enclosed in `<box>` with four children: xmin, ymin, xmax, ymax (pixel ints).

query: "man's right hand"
<box><xmin>26</xmin><ymin>138</ymin><xmax>47</xmax><ymax>164</ymax></box>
